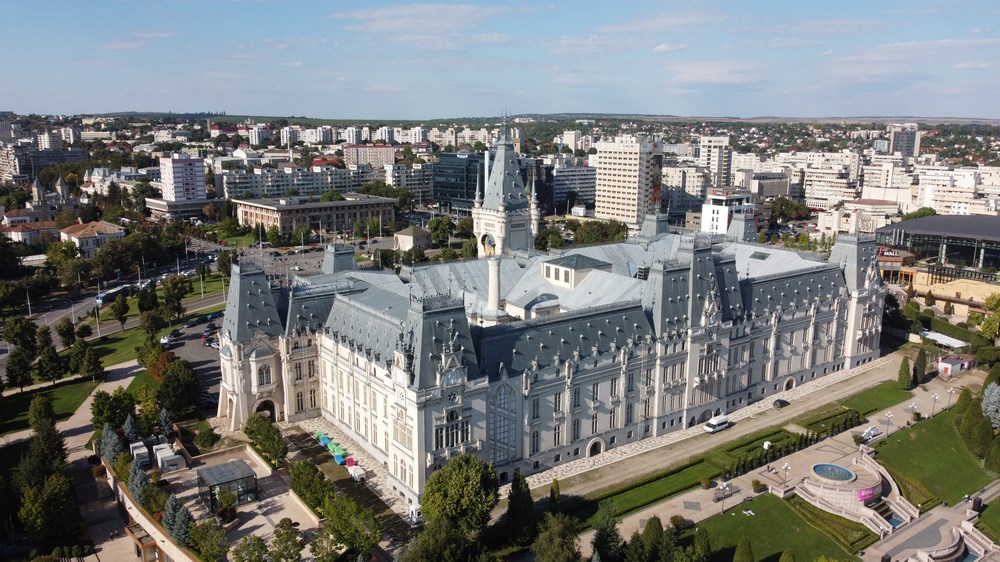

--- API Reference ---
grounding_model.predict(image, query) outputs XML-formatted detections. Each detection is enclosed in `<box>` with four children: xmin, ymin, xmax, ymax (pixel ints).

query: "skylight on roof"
<box><xmin>749</xmin><ymin>251</ymin><xmax>770</xmax><ymax>261</ymax></box>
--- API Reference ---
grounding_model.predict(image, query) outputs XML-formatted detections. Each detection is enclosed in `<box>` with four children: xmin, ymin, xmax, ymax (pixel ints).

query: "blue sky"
<box><xmin>5</xmin><ymin>0</ymin><xmax>1000</xmax><ymax>119</ymax></box>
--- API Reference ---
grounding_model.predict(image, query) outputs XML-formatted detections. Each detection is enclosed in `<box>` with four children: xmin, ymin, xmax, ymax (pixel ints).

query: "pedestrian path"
<box><xmin>506</xmin><ymin>355</ymin><xmax>895</xmax><ymax>498</ymax></box>
<box><xmin>575</xmin><ymin>369</ymin><xmax>967</xmax><ymax>559</ymax></box>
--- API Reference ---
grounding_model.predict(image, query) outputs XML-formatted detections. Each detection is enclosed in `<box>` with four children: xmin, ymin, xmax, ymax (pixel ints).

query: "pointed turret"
<box><xmin>31</xmin><ymin>178</ymin><xmax>45</xmax><ymax>204</ymax></box>
<box><xmin>473</xmin><ymin>171</ymin><xmax>483</xmax><ymax>209</ymax></box>
<box><xmin>55</xmin><ymin>176</ymin><xmax>69</xmax><ymax>203</ymax></box>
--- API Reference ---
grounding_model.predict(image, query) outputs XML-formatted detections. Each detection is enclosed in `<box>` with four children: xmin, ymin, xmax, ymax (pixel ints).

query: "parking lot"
<box><xmin>166</xmin><ymin>312</ymin><xmax>226</xmax><ymax>412</ymax></box>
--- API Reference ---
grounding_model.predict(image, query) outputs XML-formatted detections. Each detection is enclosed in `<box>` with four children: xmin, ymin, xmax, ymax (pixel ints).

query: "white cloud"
<box><xmin>953</xmin><ymin>61</ymin><xmax>991</xmax><ymax>69</ymax></box>
<box><xmin>98</xmin><ymin>41</ymin><xmax>143</xmax><ymax>50</ymax></box>
<box><xmin>598</xmin><ymin>13</ymin><xmax>716</xmax><ymax>34</ymax></box>
<box><xmin>665</xmin><ymin>60</ymin><xmax>758</xmax><ymax>84</ymax></box>
<box><xmin>281</xmin><ymin>61</ymin><xmax>303</xmax><ymax>67</ymax></box>
<box><xmin>549</xmin><ymin>35</ymin><xmax>616</xmax><ymax>55</ymax></box>
<box><xmin>652</xmin><ymin>42</ymin><xmax>686</xmax><ymax>53</ymax></box>
<box><xmin>971</xmin><ymin>27</ymin><xmax>993</xmax><ymax>34</ymax></box>
<box><xmin>132</xmin><ymin>31</ymin><xmax>173</xmax><ymax>39</ymax></box>
<box><xmin>474</xmin><ymin>32</ymin><xmax>510</xmax><ymax>44</ymax></box>
<box><xmin>333</xmin><ymin>4</ymin><xmax>506</xmax><ymax>34</ymax></box>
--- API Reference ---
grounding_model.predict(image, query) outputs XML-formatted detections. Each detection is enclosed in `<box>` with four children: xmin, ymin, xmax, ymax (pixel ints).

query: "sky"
<box><xmin>4</xmin><ymin>0</ymin><xmax>1000</xmax><ymax>120</ymax></box>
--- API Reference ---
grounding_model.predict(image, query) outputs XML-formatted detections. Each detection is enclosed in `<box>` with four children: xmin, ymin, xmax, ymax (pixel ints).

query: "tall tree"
<box><xmin>160</xmin><ymin>274</ymin><xmax>193</xmax><ymax>321</ymax></box>
<box><xmin>5</xmin><ymin>316</ymin><xmax>39</xmax><ymax>358</ymax></box>
<box><xmin>897</xmin><ymin>356</ymin><xmax>912</xmax><ymax>390</ymax></box>
<box><xmin>111</xmin><ymin>293</ymin><xmax>130</xmax><ymax>332</ymax></box>
<box><xmin>99</xmin><ymin>422</ymin><xmax>124</xmax><ymax>461</ymax></box>
<box><xmin>162</xmin><ymin>494</ymin><xmax>181</xmax><ymax>537</ymax></box>
<box><xmin>54</xmin><ymin>316</ymin><xmax>76</xmax><ymax>348</ymax></box>
<box><xmin>268</xmin><ymin>517</ymin><xmax>304</xmax><ymax>562</ymax></box>
<box><xmin>139</xmin><ymin>311</ymin><xmax>167</xmax><ymax>340</ymax></box>
<box><xmin>189</xmin><ymin>518</ymin><xmax>228</xmax><ymax>562</ymax></box>
<box><xmin>397</xmin><ymin>518</ymin><xmax>473</xmax><ymax>562</ymax></box>
<box><xmin>157</xmin><ymin>359</ymin><xmax>200</xmax><ymax>418</ymax></box>
<box><xmin>532</xmin><ymin>512</ymin><xmax>580</xmax><ymax>562</ymax></box>
<box><xmin>320</xmin><ymin>492</ymin><xmax>383</xmax><ymax>559</ymax></box>
<box><xmin>5</xmin><ymin>346</ymin><xmax>33</xmax><ymax>390</ymax></box>
<box><xmin>549</xmin><ymin>478</ymin><xmax>561</xmax><ymax>513</ymax></box>
<box><xmin>421</xmin><ymin>454</ymin><xmax>499</xmax><ymax>537</ymax></box>
<box><xmin>171</xmin><ymin>506</ymin><xmax>192</xmax><ymax>547</ymax></box>
<box><xmin>591</xmin><ymin>500</ymin><xmax>624</xmax><ymax>562</ymax></box>
<box><xmin>913</xmin><ymin>349</ymin><xmax>927</xmax><ymax>387</ymax></box>
<box><xmin>640</xmin><ymin>515</ymin><xmax>666</xmax><ymax>562</ymax></box>
<box><xmin>733</xmin><ymin>536</ymin><xmax>753</xmax><ymax>562</ymax></box>
<box><xmin>693</xmin><ymin>527</ymin><xmax>711</xmax><ymax>560</ymax></box>
<box><xmin>35</xmin><ymin>324</ymin><xmax>53</xmax><ymax>351</ymax></box>
<box><xmin>28</xmin><ymin>395</ymin><xmax>55</xmax><ymax>433</ymax></box>
<box><xmin>506</xmin><ymin>468</ymin><xmax>536</xmax><ymax>545</ymax></box>
<box><xmin>36</xmin><ymin>344</ymin><xmax>67</xmax><ymax>385</ymax></box>
<box><xmin>80</xmin><ymin>345</ymin><xmax>104</xmax><ymax>382</ymax></box>
<box><xmin>232</xmin><ymin>535</ymin><xmax>268</xmax><ymax>562</ymax></box>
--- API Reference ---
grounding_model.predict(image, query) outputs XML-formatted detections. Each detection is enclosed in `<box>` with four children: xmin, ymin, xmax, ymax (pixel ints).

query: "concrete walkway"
<box><xmin>574</xmin><ymin>362</ymin><xmax>970</xmax><ymax>559</ymax></box>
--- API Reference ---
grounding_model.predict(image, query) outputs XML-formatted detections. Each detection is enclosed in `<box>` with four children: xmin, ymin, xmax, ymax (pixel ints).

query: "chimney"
<box><xmin>487</xmin><ymin>257</ymin><xmax>501</xmax><ymax>313</ymax></box>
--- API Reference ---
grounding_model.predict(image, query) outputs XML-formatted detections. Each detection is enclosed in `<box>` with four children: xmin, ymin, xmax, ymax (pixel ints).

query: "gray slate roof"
<box><xmin>221</xmin><ymin>264</ymin><xmax>285</xmax><ymax>342</ymax></box>
<box><xmin>876</xmin><ymin>214</ymin><xmax>1000</xmax><ymax>243</ymax></box>
<box><xmin>481</xmin><ymin>129</ymin><xmax>529</xmax><ymax>212</ymax></box>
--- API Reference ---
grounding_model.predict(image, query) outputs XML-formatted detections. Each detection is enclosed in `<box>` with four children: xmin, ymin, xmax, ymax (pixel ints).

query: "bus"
<box><xmin>95</xmin><ymin>286</ymin><xmax>131</xmax><ymax>306</ymax></box>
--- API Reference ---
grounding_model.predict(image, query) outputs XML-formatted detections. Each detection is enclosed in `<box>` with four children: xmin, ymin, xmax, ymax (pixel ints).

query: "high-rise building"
<box><xmin>594</xmin><ymin>134</ymin><xmax>663</xmax><ymax>228</ymax></box>
<box><xmin>343</xmin><ymin>144</ymin><xmax>396</xmax><ymax>169</ymax></box>
<box><xmin>697</xmin><ymin>136</ymin><xmax>732</xmax><ymax>188</ymax></box>
<box><xmin>551</xmin><ymin>156</ymin><xmax>596</xmax><ymax>208</ymax></box>
<box><xmin>887</xmin><ymin>123</ymin><xmax>920</xmax><ymax>157</ymax></box>
<box><xmin>36</xmin><ymin>130</ymin><xmax>62</xmax><ymax>150</ymax></box>
<box><xmin>432</xmin><ymin>152</ymin><xmax>485</xmax><ymax>214</ymax></box>
<box><xmin>159</xmin><ymin>153</ymin><xmax>206</xmax><ymax>202</ymax></box>
<box><xmin>700</xmin><ymin>190</ymin><xmax>756</xmax><ymax>240</ymax></box>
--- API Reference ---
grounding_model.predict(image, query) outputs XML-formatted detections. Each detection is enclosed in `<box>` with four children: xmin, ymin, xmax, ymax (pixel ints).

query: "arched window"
<box><xmin>257</xmin><ymin>365</ymin><xmax>272</xmax><ymax>386</ymax></box>
<box><xmin>295</xmin><ymin>363</ymin><xmax>302</xmax><ymax>381</ymax></box>
<box><xmin>488</xmin><ymin>384</ymin><xmax>516</xmax><ymax>464</ymax></box>
<box><xmin>309</xmin><ymin>388</ymin><xmax>317</xmax><ymax>409</ymax></box>
<box><xmin>296</xmin><ymin>392</ymin><xmax>304</xmax><ymax>411</ymax></box>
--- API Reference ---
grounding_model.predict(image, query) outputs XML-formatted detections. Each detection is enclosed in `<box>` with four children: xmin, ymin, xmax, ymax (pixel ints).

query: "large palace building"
<box><xmin>216</xmin><ymin>128</ymin><xmax>884</xmax><ymax>516</ymax></box>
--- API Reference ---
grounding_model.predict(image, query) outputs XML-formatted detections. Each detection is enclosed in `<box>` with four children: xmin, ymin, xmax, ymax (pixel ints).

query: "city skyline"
<box><xmin>4</xmin><ymin>0</ymin><xmax>1000</xmax><ymax>120</ymax></box>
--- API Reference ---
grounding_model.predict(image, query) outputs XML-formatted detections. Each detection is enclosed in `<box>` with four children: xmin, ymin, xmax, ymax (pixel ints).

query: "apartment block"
<box><xmin>594</xmin><ymin>134</ymin><xmax>664</xmax><ymax>228</ymax></box>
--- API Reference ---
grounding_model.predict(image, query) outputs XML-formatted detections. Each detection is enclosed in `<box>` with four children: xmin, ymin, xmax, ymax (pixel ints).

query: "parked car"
<box><xmin>210</xmin><ymin>341</ymin><xmax>221</xmax><ymax>350</ymax></box>
<box><xmin>772</xmin><ymin>399</ymin><xmax>790</xmax><ymax>409</ymax></box>
<box><xmin>203</xmin><ymin>323</ymin><xmax>216</xmax><ymax>336</ymax></box>
<box><xmin>206</xmin><ymin>311</ymin><xmax>224</xmax><ymax>321</ymax></box>
<box><xmin>159</xmin><ymin>334</ymin><xmax>171</xmax><ymax>345</ymax></box>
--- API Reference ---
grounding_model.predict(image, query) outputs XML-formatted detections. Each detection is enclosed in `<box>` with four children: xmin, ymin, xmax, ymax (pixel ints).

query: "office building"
<box><xmin>231</xmin><ymin>193</ymin><xmax>395</xmax><ymax>236</ymax></box>
<box><xmin>700</xmin><ymin>190</ymin><xmax>756</xmax><ymax>240</ymax></box>
<box><xmin>594</xmin><ymin>135</ymin><xmax>664</xmax><ymax>229</ymax></box>
<box><xmin>698</xmin><ymin>136</ymin><xmax>732</xmax><ymax>188</ymax></box>
<box><xmin>887</xmin><ymin>123</ymin><xmax>920</xmax><ymax>158</ymax></box>
<box><xmin>159</xmin><ymin>154</ymin><xmax>206</xmax><ymax>201</ymax></box>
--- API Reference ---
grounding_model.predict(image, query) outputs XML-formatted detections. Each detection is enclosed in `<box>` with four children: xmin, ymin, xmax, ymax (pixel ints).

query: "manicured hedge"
<box><xmin>785</xmin><ymin>495</ymin><xmax>878</xmax><ymax>553</ymax></box>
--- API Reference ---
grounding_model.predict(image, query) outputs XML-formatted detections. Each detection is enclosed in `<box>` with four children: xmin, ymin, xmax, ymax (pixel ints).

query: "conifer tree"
<box><xmin>898</xmin><ymin>357</ymin><xmax>912</xmax><ymax>390</ymax></box>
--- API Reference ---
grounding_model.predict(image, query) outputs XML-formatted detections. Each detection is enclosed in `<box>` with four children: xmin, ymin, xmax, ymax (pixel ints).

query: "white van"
<box><xmin>704</xmin><ymin>415</ymin><xmax>731</xmax><ymax>433</ymax></box>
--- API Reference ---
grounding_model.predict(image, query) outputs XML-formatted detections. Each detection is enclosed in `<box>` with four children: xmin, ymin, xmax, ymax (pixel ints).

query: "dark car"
<box><xmin>773</xmin><ymin>399</ymin><xmax>790</xmax><ymax>409</ymax></box>
<box><xmin>206</xmin><ymin>311</ymin><xmax>224</xmax><ymax>321</ymax></box>
<box><xmin>169</xmin><ymin>329</ymin><xmax>182</xmax><ymax>339</ymax></box>
<box><xmin>203</xmin><ymin>323</ymin><xmax>216</xmax><ymax>336</ymax></box>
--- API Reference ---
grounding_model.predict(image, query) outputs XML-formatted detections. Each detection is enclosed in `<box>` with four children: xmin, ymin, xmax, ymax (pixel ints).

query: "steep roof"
<box><xmin>481</xmin><ymin>127</ymin><xmax>529</xmax><ymax>212</ymax></box>
<box><xmin>59</xmin><ymin>220</ymin><xmax>123</xmax><ymax>237</ymax></box>
<box><xmin>221</xmin><ymin>263</ymin><xmax>285</xmax><ymax>343</ymax></box>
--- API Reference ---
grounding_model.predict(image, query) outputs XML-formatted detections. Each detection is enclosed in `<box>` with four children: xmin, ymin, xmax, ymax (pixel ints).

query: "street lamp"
<box><xmin>947</xmin><ymin>387</ymin><xmax>958</xmax><ymax>409</ymax></box>
<box><xmin>885</xmin><ymin>412</ymin><xmax>894</xmax><ymax>432</ymax></box>
<box><xmin>909</xmin><ymin>402</ymin><xmax>917</xmax><ymax>413</ymax></box>
<box><xmin>720</xmin><ymin>482</ymin><xmax>731</xmax><ymax>514</ymax></box>
<box><xmin>931</xmin><ymin>393</ymin><xmax>940</xmax><ymax>416</ymax></box>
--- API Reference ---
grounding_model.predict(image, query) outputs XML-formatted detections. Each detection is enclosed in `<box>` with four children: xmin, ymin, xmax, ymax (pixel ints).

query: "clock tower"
<box><xmin>472</xmin><ymin>120</ymin><xmax>539</xmax><ymax>257</ymax></box>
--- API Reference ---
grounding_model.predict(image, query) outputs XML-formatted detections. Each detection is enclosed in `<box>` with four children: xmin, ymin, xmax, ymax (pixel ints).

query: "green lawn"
<box><xmin>87</xmin><ymin>303</ymin><xmax>226</xmax><ymax>366</ymax></box>
<box><xmin>875</xmin><ymin>410</ymin><xmax>992</xmax><ymax>505</ymax></box>
<box><xmin>0</xmin><ymin>379</ymin><xmax>99</xmax><ymax>436</ymax></box>
<box><xmin>691</xmin><ymin>494</ymin><xmax>852</xmax><ymax>562</ymax></box>
<box><xmin>219</xmin><ymin>234</ymin><xmax>256</xmax><ymax>247</ymax></box>
<box><xmin>126</xmin><ymin>370</ymin><xmax>161</xmax><ymax>398</ymax></box>
<box><xmin>841</xmin><ymin>380</ymin><xmax>913</xmax><ymax>415</ymax></box>
<box><xmin>976</xmin><ymin>501</ymin><xmax>1000</xmax><ymax>544</ymax></box>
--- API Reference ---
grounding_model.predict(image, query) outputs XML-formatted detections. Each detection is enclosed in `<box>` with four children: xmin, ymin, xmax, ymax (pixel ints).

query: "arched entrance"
<box><xmin>783</xmin><ymin>377</ymin><xmax>796</xmax><ymax>391</ymax></box>
<box><xmin>255</xmin><ymin>399</ymin><xmax>276</xmax><ymax>421</ymax></box>
<box><xmin>587</xmin><ymin>438</ymin><xmax>606</xmax><ymax>457</ymax></box>
<box><xmin>698</xmin><ymin>409</ymin><xmax>714</xmax><ymax>423</ymax></box>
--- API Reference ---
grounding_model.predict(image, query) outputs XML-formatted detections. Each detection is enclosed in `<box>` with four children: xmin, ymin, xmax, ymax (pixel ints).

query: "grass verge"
<box><xmin>875</xmin><ymin>409</ymin><xmax>992</xmax><ymax>505</ymax></box>
<box><xmin>0</xmin><ymin>379</ymin><xmax>99</xmax><ymax>436</ymax></box>
<box><xmin>841</xmin><ymin>380</ymin><xmax>913</xmax><ymax>416</ymax></box>
<box><xmin>976</xmin><ymin>500</ymin><xmax>1000</xmax><ymax>544</ymax></box>
<box><xmin>785</xmin><ymin>495</ymin><xmax>878</xmax><ymax>553</ymax></box>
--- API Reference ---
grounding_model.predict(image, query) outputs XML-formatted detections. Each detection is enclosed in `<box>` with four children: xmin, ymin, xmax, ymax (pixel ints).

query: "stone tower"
<box><xmin>472</xmin><ymin>120</ymin><xmax>538</xmax><ymax>257</ymax></box>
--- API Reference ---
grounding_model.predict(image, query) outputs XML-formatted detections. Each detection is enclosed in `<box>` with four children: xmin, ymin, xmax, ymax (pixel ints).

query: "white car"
<box><xmin>159</xmin><ymin>335</ymin><xmax>171</xmax><ymax>344</ymax></box>
<box><xmin>210</xmin><ymin>341</ymin><xmax>221</xmax><ymax>350</ymax></box>
<box><xmin>291</xmin><ymin>266</ymin><xmax>302</xmax><ymax>271</ymax></box>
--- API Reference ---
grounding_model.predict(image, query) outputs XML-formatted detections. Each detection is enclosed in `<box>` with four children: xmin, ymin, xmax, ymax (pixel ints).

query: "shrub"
<box><xmin>288</xmin><ymin>459</ymin><xmax>334</xmax><ymax>511</ymax></box>
<box><xmin>670</xmin><ymin>514</ymin><xmax>687</xmax><ymax>530</ymax></box>
<box><xmin>91</xmin><ymin>465</ymin><xmax>106</xmax><ymax>478</ymax></box>
<box><xmin>194</xmin><ymin>427</ymin><xmax>220</xmax><ymax>449</ymax></box>
<box><xmin>751</xmin><ymin>479</ymin><xmax>767</xmax><ymax>493</ymax></box>
<box><xmin>699</xmin><ymin>477</ymin><xmax>711</xmax><ymax>489</ymax></box>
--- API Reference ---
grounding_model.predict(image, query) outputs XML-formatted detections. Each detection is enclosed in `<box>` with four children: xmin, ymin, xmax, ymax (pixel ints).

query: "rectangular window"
<box><xmin>627</xmin><ymin>372</ymin><xmax>635</xmax><ymax>392</ymax></box>
<box><xmin>610</xmin><ymin>408</ymin><xmax>617</xmax><ymax>427</ymax></box>
<box><xmin>610</xmin><ymin>379</ymin><xmax>618</xmax><ymax>397</ymax></box>
<box><xmin>591</xmin><ymin>413</ymin><xmax>599</xmax><ymax>434</ymax></box>
<box><xmin>554</xmin><ymin>392</ymin><xmax>563</xmax><ymax>413</ymax></box>
<box><xmin>554</xmin><ymin>423</ymin><xmax>562</xmax><ymax>446</ymax></box>
<box><xmin>572</xmin><ymin>419</ymin><xmax>580</xmax><ymax>441</ymax></box>
<box><xmin>592</xmin><ymin>383</ymin><xmax>599</xmax><ymax>401</ymax></box>
<box><xmin>573</xmin><ymin>387</ymin><xmax>581</xmax><ymax>407</ymax></box>
<box><xmin>626</xmin><ymin>403</ymin><xmax>634</xmax><ymax>424</ymax></box>
<box><xmin>532</xmin><ymin>398</ymin><xmax>539</xmax><ymax>419</ymax></box>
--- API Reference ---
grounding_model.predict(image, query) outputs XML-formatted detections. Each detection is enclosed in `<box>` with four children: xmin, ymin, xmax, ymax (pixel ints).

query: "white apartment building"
<box><xmin>559</xmin><ymin>130</ymin><xmax>581</xmax><ymax>151</ymax></box>
<box><xmin>342</xmin><ymin>127</ymin><xmax>363</xmax><ymax>144</ymax></box>
<box><xmin>280</xmin><ymin>126</ymin><xmax>301</xmax><ymax>146</ymax></box>
<box><xmin>887</xmin><ymin>123</ymin><xmax>920</xmax><ymax>157</ymax></box>
<box><xmin>803</xmin><ymin>167</ymin><xmax>858</xmax><ymax>210</ymax></box>
<box><xmin>373</xmin><ymin>127</ymin><xmax>394</xmax><ymax>144</ymax></box>
<box><xmin>385</xmin><ymin>163</ymin><xmax>433</xmax><ymax>204</ymax></box>
<box><xmin>428</xmin><ymin>127</ymin><xmax>457</xmax><ymax>148</ymax></box>
<box><xmin>662</xmin><ymin>166</ymin><xmax>711</xmax><ymax>212</ymax></box>
<box><xmin>59</xmin><ymin>220</ymin><xmax>125</xmax><ymax>259</ymax></box>
<box><xmin>218</xmin><ymin>165</ymin><xmax>381</xmax><ymax>199</ymax></box>
<box><xmin>60</xmin><ymin>127</ymin><xmax>80</xmax><ymax>145</ymax></box>
<box><xmin>697</xmin><ymin>136</ymin><xmax>732</xmax><ymax>188</ymax></box>
<box><xmin>36</xmin><ymin>131</ymin><xmax>62</xmax><ymax>150</ymax></box>
<box><xmin>594</xmin><ymin>134</ymin><xmax>663</xmax><ymax>228</ymax></box>
<box><xmin>700</xmin><ymin>190</ymin><xmax>755</xmax><ymax>239</ymax></box>
<box><xmin>159</xmin><ymin>153</ymin><xmax>206</xmax><ymax>202</ymax></box>
<box><xmin>917</xmin><ymin>168</ymin><xmax>995</xmax><ymax>215</ymax></box>
<box><xmin>551</xmin><ymin>157</ymin><xmax>597</xmax><ymax>206</ymax></box>
<box><xmin>248</xmin><ymin>125</ymin><xmax>272</xmax><ymax>146</ymax></box>
<box><xmin>343</xmin><ymin>144</ymin><xmax>396</xmax><ymax>168</ymax></box>
<box><xmin>817</xmin><ymin>199</ymin><xmax>897</xmax><ymax>237</ymax></box>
